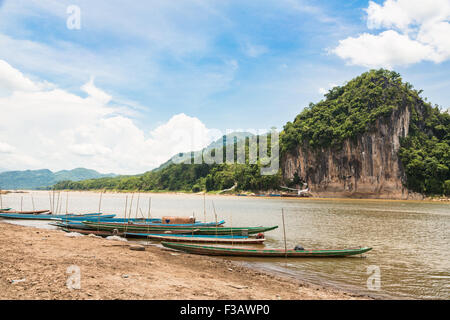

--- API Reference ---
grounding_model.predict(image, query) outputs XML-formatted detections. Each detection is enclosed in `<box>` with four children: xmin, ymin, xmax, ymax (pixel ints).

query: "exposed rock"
<box><xmin>282</xmin><ymin>104</ymin><xmax>423</xmax><ymax>199</ymax></box>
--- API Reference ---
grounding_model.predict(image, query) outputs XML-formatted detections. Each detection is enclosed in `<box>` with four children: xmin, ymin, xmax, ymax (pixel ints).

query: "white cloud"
<box><xmin>366</xmin><ymin>0</ymin><xmax>450</xmax><ymax>31</ymax></box>
<box><xmin>0</xmin><ymin>59</ymin><xmax>43</xmax><ymax>94</ymax></box>
<box><xmin>333</xmin><ymin>0</ymin><xmax>450</xmax><ymax>68</ymax></box>
<box><xmin>0</xmin><ymin>141</ymin><xmax>15</xmax><ymax>153</ymax></box>
<box><xmin>0</xmin><ymin>60</ymin><xmax>218</xmax><ymax>174</ymax></box>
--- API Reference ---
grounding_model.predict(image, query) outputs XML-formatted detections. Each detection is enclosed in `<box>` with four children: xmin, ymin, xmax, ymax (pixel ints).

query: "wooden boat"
<box><xmin>142</xmin><ymin>233</ymin><xmax>266</xmax><ymax>244</ymax></box>
<box><xmin>61</xmin><ymin>227</ymin><xmax>198</xmax><ymax>237</ymax></box>
<box><xmin>161</xmin><ymin>242</ymin><xmax>373</xmax><ymax>257</ymax></box>
<box><xmin>0</xmin><ymin>212</ymin><xmax>112</xmax><ymax>220</ymax></box>
<box><xmin>5</xmin><ymin>209</ymin><xmax>50</xmax><ymax>214</ymax></box>
<box><xmin>82</xmin><ymin>221</ymin><xmax>277</xmax><ymax>235</ymax></box>
<box><xmin>0</xmin><ymin>208</ymin><xmax>12</xmax><ymax>212</ymax></box>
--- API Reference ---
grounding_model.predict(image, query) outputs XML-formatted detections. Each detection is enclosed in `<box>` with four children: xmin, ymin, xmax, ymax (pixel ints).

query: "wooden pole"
<box><xmin>124</xmin><ymin>195</ymin><xmax>128</xmax><ymax>219</ymax></box>
<box><xmin>57</xmin><ymin>192</ymin><xmax>61</xmax><ymax>214</ymax></box>
<box><xmin>98</xmin><ymin>191</ymin><xmax>103</xmax><ymax>214</ymax></box>
<box><xmin>148</xmin><ymin>197</ymin><xmax>152</xmax><ymax>219</ymax></box>
<box><xmin>212</xmin><ymin>201</ymin><xmax>218</xmax><ymax>239</ymax></box>
<box><xmin>230</xmin><ymin>212</ymin><xmax>233</xmax><ymax>246</ymax></box>
<box><xmin>65</xmin><ymin>192</ymin><xmax>69</xmax><ymax>214</ymax></box>
<box><xmin>31</xmin><ymin>193</ymin><xmax>35</xmax><ymax>211</ymax></box>
<box><xmin>135</xmin><ymin>193</ymin><xmax>140</xmax><ymax>219</ymax></box>
<box><xmin>203</xmin><ymin>193</ymin><xmax>206</xmax><ymax>223</ymax></box>
<box><xmin>0</xmin><ymin>190</ymin><xmax>3</xmax><ymax>209</ymax></box>
<box><xmin>20</xmin><ymin>196</ymin><xmax>23</xmax><ymax>212</ymax></box>
<box><xmin>52</xmin><ymin>190</ymin><xmax>55</xmax><ymax>214</ymax></box>
<box><xmin>48</xmin><ymin>192</ymin><xmax>52</xmax><ymax>213</ymax></box>
<box><xmin>282</xmin><ymin>208</ymin><xmax>287</xmax><ymax>259</ymax></box>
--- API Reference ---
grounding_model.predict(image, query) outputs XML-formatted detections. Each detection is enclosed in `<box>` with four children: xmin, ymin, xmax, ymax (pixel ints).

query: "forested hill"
<box><xmin>0</xmin><ymin>168</ymin><xmax>116</xmax><ymax>190</ymax></box>
<box><xmin>54</xmin><ymin>69</ymin><xmax>449</xmax><ymax>197</ymax></box>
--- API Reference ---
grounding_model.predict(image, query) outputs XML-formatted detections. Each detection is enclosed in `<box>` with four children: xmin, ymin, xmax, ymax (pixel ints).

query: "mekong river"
<box><xmin>1</xmin><ymin>191</ymin><xmax>449</xmax><ymax>299</ymax></box>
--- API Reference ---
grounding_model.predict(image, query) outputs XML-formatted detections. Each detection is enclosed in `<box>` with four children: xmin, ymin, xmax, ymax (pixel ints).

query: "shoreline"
<box><xmin>4</xmin><ymin>189</ymin><xmax>449</xmax><ymax>203</ymax></box>
<box><xmin>0</xmin><ymin>222</ymin><xmax>370</xmax><ymax>300</ymax></box>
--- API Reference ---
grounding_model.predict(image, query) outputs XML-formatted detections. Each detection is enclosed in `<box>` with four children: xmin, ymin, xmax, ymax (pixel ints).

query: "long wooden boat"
<box><xmin>82</xmin><ymin>221</ymin><xmax>277</xmax><ymax>235</ymax></box>
<box><xmin>161</xmin><ymin>242</ymin><xmax>373</xmax><ymax>257</ymax></box>
<box><xmin>54</xmin><ymin>218</ymin><xmax>219</xmax><ymax>230</ymax></box>
<box><xmin>5</xmin><ymin>209</ymin><xmax>50</xmax><ymax>214</ymax></box>
<box><xmin>0</xmin><ymin>208</ymin><xmax>12</xmax><ymax>212</ymax></box>
<box><xmin>61</xmin><ymin>227</ymin><xmax>198</xmax><ymax>237</ymax></box>
<box><xmin>142</xmin><ymin>233</ymin><xmax>266</xmax><ymax>244</ymax></box>
<box><xmin>0</xmin><ymin>212</ymin><xmax>113</xmax><ymax>220</ymax></box>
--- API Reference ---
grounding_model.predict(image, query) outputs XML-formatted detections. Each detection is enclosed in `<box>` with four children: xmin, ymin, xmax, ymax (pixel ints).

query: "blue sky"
<box><xmin>0</xmin><ymin>0</ymin><xmax>449</xmax><ymax>173</ymax></box>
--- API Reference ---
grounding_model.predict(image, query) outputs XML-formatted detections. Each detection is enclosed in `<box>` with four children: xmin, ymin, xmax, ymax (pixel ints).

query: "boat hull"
<box><xmin>138</xmin><ymin>234</ymin><xmax>265</xmax><ymax>244</ymax></box>
<box><xmin>82</xmin><ymin>221</ymin><xmax>277</xmax><ymax>235</ymax></box>
<box><xmin>161</xmin><ymin>242</ymin><xmax>372</xmax><ymax>257</ymax></box>
<box><xmin>0</xmin><ymin>213</ymin><xmax>113</xmax><ymax>220</ymax></box>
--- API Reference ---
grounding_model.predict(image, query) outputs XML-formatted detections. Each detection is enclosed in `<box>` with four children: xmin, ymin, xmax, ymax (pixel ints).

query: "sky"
<box><xmin>0</xmin><ymin>0</ymin><xmax>449</xmax><ymax>174</ymax></box>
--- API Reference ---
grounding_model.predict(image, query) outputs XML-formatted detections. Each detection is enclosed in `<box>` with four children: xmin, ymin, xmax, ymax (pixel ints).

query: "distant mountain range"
<box><xmin>0</xmin><ymin>168</ymin><xmax>116</xmax><ymax>190</ymax></box>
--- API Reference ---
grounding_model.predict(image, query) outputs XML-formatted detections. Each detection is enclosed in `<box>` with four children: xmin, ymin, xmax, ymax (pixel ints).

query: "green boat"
<box><xmin>82</xmin><ymin>221</ymin><xmax>278</xmax><ymax>235</ymax></box>
<box><xmin>162</xmin><ymin>242</ymin><xmax>372</xmax><ymax>257</ymax></box>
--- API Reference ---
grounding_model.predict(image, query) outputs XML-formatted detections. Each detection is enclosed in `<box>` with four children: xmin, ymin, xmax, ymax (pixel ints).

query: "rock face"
<box><xmin>282</xmin><ymin>105</ymin><xmax>422</xmax><ymax>199</ymax></box>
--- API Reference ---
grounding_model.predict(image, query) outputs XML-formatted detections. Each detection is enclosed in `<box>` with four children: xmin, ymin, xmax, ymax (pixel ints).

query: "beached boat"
<box><xmin>0</xmin><ymin>212</ymin><xmax>112</xmax><ymax>220</ymax></box>
<box><xmin>62</xmin><ymin>227</ymin><xmax>199</xmax><ymax>238</ymax></box>
<box><xmin>4</xmin><ymin>209</ymin><xmax>50</xmax><ymax>214</ymax></box>
<box><xmin>140</xmin><ymin>233</ymin><xmax>266</xmax><ymax>244</ymax></box>
<box><xmin>0</xmin><ymin>208</ymin><xmax>12</xmax><ymax>212</ymax></box>
<box><xmin>161</xmin><ymin>242</ymin><xmax>372</xmax><ymax>257</ymax></box>
<box><xmin>82</xmin><ymin>221</ymin><xmax>278</xmax><ymax>235</ymax></box>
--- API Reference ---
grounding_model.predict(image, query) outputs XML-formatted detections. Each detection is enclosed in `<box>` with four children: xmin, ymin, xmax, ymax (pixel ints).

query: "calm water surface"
<box><xmin>1</xmin><ymin>191</ymin><xmax>449</xmax><ymax>299</ymax></box>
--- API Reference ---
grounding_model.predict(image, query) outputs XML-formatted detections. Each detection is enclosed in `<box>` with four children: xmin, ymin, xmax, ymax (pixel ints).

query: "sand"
<box><xmin>0</xmin><ymin>222</ymin><xmax>366</xmax><ymax>300</ymax></box>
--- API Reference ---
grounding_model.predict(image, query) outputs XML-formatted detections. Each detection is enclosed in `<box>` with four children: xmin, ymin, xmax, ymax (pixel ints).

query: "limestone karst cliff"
<box><xmin>281</xmin><ymin>69</ymin><xmax>449</xmax><ymax>199</ymax></box>
<box><xmin>282</xmin><ymin>104</ymin><xmax>413</xmax><ymax>198</ymax></box>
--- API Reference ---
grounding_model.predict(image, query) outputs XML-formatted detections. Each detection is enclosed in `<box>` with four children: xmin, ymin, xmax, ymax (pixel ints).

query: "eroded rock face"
<box><xmin>282</xmin><ymin>105</ymin><xmax>423</xmax><ymax>199</ymax></box>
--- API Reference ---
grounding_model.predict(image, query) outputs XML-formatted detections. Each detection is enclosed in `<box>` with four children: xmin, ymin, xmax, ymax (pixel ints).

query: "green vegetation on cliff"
<box><xmin>281</xmin><ymin>69</ymin><xmax>417</xmax><ymax>152</ymax></box>
<box><xmin>399</xmin><ymin>105</ymin><xmax>449</xmax><ymax>195</ymax></box>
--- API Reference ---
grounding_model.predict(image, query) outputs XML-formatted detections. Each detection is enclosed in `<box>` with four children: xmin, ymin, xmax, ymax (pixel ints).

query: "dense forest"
<box><xmin>54</xmin><ymin>135</ymin><xmax>282</xmax><ymax>192</ymax></box>
<box><xmin>54</xmin><ymin>69</ymin><xmax>449</xmax><ymax>196</ymax></box>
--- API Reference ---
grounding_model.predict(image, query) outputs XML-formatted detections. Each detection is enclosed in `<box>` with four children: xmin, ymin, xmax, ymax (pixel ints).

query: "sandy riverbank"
<box><xmin>0</xmin><ymin>222</ymin><xmax>366</xmax><ymax>300</ymax></box>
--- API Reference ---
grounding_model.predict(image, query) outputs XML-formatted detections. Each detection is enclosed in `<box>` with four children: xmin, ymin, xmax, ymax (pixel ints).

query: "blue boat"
<box><xmin>0</xmin><ymin>212</ymin><xmax>112</xmax><ymax>220</ymax></box>
<box><xmin>94</xmin><ymin>219</ymin><xmax>226</xmax><ymax>227</ymax></box>
<box><xmin>51</xmin><ymin>217</ymin><xmax>161</xmax><ymax>229</ymax></box>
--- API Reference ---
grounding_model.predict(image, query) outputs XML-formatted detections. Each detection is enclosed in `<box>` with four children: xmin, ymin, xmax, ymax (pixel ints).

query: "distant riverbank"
<box><xmin>3</xmin><ymin>189</ymin><xmax>449</xmax><ymax>202</ymax></box>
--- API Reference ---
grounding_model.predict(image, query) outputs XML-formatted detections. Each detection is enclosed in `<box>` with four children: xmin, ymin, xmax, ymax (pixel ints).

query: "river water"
<box><xmin>1</xmin><ymin>191</ymin><xmax>449</xmax><ymax>299</ymax></box>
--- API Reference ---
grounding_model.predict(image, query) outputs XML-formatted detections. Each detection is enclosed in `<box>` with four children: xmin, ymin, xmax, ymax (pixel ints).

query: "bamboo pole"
<box><xmin>230</xmin><ymin>212</ymin><xmax>233</xmax><ymax>246</ymax></box>
<box><xmin>148</xmin><ymin>197</ymin><xmax>152</xmax><ymax>219</ymax></box>
<box><xmin>125</xmin><ymin>193</ymin><xmax>134</xmax><ymax>234</ymax></box>
<box><xmin>282</xmin><ymin>208</ymin><xmax>287</xmax><ymax>259</ymax></box>
<box><xmin>52</xmin><ymin>190</ymin><xmax>55</xmax><ymax>214</ymax></box>
<box><xmin>135</xmin><ymin>193</ymin><xmax>140</xmax><ymax>219</ymax></box>
<box><xmin>31</xmin><ymin>193</ymin><xmax>35</xmax><ymax>211</ymax></box>
<box><xmin>98</xmin><ymin>191</ymin><xmax>103</xmax><ymax>214</ymax></box>
<box><xmin>57</xmin><ymin>192</ymin><xmax>62</xmax><ymax>214</ymax></box>
<box><xmin>48</xmin><ymin>192</ymin><xmax>52</xmax><ymax>213</ymax></box>
<box><xmin>65</xmin><ymin>192</ymin><xmax>69</xmax><ymax>214</ymax></box>
<box><xmin>212</xmin><ymin>201</ymin><xmax>218</xmax><ymax>239</ymax></box>
<box><xmin>203</xmin><ymin>193</ymin><xmax>206</xmax><ymax>223</ymax></box>
<box><xmin>124</xmin><ymin>195</ymin><xmax>128</xmax><ymax>218</ymax></box>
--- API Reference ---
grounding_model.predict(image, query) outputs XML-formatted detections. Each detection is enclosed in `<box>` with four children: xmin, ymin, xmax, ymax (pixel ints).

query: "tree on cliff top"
<box><xmin>281</xmin><ymin>69</ymin><xmax>419</xmax><ymax>152</ymax></box>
